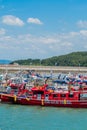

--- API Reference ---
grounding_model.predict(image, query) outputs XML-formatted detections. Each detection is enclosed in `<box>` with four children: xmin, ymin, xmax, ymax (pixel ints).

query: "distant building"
<box><xmin>13</xmin><ymin>62</ymin><xmax>19</xmax><ymax>66</ymax></box>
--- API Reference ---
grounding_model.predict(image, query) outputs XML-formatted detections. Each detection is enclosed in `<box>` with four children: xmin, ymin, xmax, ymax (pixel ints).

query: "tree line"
<box><xmin>10</xmin><ymin>51</ymin><xmax>87</xmax><ymax>67</ymax></box>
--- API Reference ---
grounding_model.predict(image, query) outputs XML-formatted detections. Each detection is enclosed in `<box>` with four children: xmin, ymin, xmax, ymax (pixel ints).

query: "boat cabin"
<box><xmin>28</xmin><ymin>86</ymin><xmax>83</xmax><ymax>101</ymax></box>
<box><xmin>19</xmin><ymin>85</ymin><xmax>87</xmax><ymax>103</ymax></box>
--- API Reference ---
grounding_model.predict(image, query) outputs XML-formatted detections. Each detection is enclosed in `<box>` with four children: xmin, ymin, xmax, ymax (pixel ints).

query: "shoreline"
<box><xmin>0</xmin><ymin>65</ymin><xmax>87</xmax><ymax>73</ymax></box>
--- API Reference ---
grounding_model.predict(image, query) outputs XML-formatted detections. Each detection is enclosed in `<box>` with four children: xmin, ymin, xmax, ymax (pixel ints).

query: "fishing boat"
<box><xmin>16</xmin><ymin>85</ymin><xmax>87</xmax><ymax>108</ymax></box>
<box><xmin>1</xmin><ymin>83</ymin><xmax>87</xmax><ymax>108</ymax></box>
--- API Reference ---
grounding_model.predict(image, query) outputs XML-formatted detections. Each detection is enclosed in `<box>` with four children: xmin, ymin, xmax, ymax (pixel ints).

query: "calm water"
<box><xmin>0</xmin><ymin>104</ymin><xmax>87</xmax><ymax>130</ymax></box>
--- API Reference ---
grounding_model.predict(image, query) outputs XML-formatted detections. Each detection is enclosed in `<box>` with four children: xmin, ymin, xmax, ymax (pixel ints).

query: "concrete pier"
<box><xmin>0</xmin><ymin>65</ymin><xmax>87</xmax><ymax>73</ymax></box>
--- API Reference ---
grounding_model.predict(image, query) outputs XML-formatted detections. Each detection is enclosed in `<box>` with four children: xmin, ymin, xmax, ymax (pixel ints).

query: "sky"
<box><xmin>0</xmin><ymin>0</ymin><xmax>87</xmax><ymax>60</ymax></box>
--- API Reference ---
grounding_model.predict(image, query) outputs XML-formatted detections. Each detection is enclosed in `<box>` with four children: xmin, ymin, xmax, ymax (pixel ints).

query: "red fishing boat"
<box><xmin>1</xmin><ymin>84</ymin><xmax>87</xmax><ymax>108</ymax></box>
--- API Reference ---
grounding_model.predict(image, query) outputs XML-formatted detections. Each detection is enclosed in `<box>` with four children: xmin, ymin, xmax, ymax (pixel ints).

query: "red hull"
<box><xmin>0</xmin><ymin>93</ymin><xmax>15</xmax><ymax>104</ymax></box>
<box><xmin>1</xmin><ymin>94</ymin><xmax>87</xmax><ymax>108</ymax></box>
<box><xmin>16</xmin><ymin>97</ymin><xmax>87</xmax><ymax>108</ymax></box>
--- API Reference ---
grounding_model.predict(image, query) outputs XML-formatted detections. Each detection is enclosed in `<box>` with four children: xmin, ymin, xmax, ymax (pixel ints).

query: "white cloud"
<box><xmin>27</xmin><ymin>17</ymin><xmax>43</xmax><ymax>25</ymax></box>
<box><xmin>80</xmin><ymin>30</ymin><xmax>87</xmax><ymax>36</ymax></box>
<box><xmin>69</xmin><ymin>32</ymin><xmax>79</xmax><ymax>37</ymax></box>
<box><xmin>0</xmin><ymin>29</ymin><xmax>87</xmax><ymax>59</ymax></box>
<box><xmin>0</xmin><ymin>28</ymin><xmax>6</xmax><ymax>35</ymax></box>
<box><xmin>77</xmin><ymin>20</ymin><xmax>87</xmax><ymax>28</ymax></box>
<box><xmin>2</xmin><ymin>15</ymin><xmax>24</xmax><ymax>26</ymax></box>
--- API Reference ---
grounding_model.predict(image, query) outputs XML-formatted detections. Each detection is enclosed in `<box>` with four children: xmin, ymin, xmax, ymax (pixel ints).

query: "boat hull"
<box><xmin>16</xmin><ymin>97</ymin><xmax>87</xmax><ymax>108</ymax></box>
<box><xmin>1</xmin><ymin>92</ymin><xmax>87</xmax><ymax>108</ymax></box>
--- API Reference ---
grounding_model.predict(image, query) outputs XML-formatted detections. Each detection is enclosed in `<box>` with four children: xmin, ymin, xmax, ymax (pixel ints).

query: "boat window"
<box><xmin>68</xmin><ymin>93</ymin><xmax>74</xmax><ymax>98</ymax></box>
<box><xmin>45</xmin><ymin>94</ymin><xmax>49</xmax><ymax>97</ymax></box>
<box><xmin>33</xmin><ymin>91</ymin><xmax>44</xmax><ymax>95</ymax></box>
<box><xmin>60</xmin><ymin>94</ymin><xmax>66</xmax><ymax>98</ymax></box>
<box><xmin>53</xmin><ymin>94</ymin><xmax>58</xmax><ymax>98</ymax></box>
<box><xmin>80</xmin><ymin>93</ymin><xmax>87</xmax><ymax>100</ymax></box>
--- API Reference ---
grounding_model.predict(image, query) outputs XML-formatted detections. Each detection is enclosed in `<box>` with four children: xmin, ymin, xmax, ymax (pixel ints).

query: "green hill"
<box><xmin>10</xmin><ymin>51</ymin><xmax>87</xmax><ymax>66</ymax></box>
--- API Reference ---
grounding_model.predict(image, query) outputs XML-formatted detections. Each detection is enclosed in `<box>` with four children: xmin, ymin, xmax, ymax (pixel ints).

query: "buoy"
<box><xmin>41</xmin><ymin>99</ymin><xmax>44</xmax><ymax>106</ymax></box>
<box><xmin>14</xmin><ymin>95</ymin><xmax>17</xmax><ymax>102</ymax></box>
<box><xmin>64</xmin><ymin>99</ymin><xmax>66</xmax><ymax>104</ymax></box>
<box><xmin>26</xmin><ymin>98</ymin><xmax>30</xmax><ymax>101</ymax></box>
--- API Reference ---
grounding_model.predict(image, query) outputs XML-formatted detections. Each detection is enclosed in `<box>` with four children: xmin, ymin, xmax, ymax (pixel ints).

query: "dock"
<box><xmin>0</xmin><ymin>65</ymin><xmax>87</xmax><ymax>73</ymax></box>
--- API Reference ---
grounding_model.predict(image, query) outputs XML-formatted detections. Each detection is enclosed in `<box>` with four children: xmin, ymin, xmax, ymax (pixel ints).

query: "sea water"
<box><xmin>0</xmin><ymin>103</ymin><xmax>87</xmax><ymax>130</ymax></box>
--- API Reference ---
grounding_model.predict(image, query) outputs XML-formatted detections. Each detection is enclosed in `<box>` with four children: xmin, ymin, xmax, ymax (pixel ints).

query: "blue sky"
<box><xmin>0</xmin><ymin>0</ymin><xmax>87</xmax><ymax>60</ymax></box>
